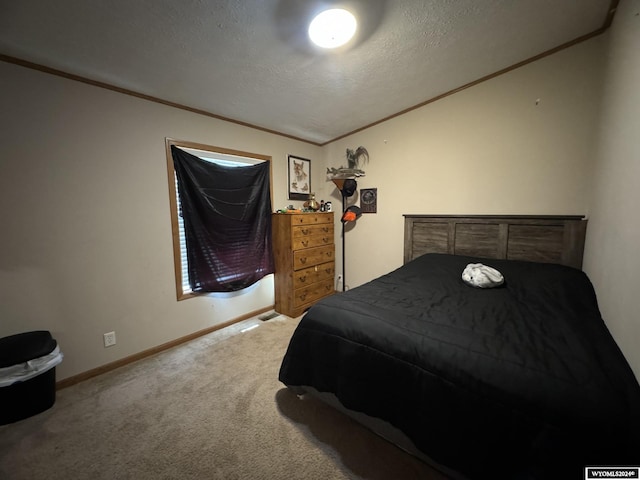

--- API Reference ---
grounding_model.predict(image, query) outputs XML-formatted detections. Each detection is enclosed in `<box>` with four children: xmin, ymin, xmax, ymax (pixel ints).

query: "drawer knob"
<box><xmin>299</xmin><ymin>275</ymin><xmax>307</xmax><ymax>283</ymax></box>
<box><xmin>301</xmin><ymin>240</ymin><xmax>309</xmax><ymax>247</ymax></box>
<box><xmin>300</xmin><ymin>257</ymin><xmax>307</xmax><ymax>264</ymax></box>
<box><xmin>322</xmin><ymin>227</ymin><xmax>329</xmax><ymax>232</ymax></box>
<box><xmin>302</xmin><ymin>228</ymin><xmax>309</xmax><ymax>235</ymax></box>
<box><xmin>322</xmin><ymin>237</ymin><xmax>328</xmax><ymax>243</ymax></box>
<box><xmin>300</xmin><ymin>294</ymin><xmax>307</xmax><ymax>301</ymax></box>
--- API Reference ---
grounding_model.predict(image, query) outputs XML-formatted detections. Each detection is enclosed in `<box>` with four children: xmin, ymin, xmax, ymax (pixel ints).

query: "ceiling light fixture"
<box><xmin>308</xmin><ymin>8</ymin><xmax>357</xmax><ymax>49</ymax></box>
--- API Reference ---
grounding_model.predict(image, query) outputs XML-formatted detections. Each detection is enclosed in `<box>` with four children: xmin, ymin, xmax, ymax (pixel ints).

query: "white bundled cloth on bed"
<box><xmin>462</xmin><ymin>263</ymin><xmax>504</xmax><ymax>288</ymax></box>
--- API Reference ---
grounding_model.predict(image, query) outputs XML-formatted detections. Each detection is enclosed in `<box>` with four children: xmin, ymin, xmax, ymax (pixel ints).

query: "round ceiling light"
<box><xmin>308</xmin><ymin>8</ymin><xmax>357</xmax><ymax>49</ymax></box>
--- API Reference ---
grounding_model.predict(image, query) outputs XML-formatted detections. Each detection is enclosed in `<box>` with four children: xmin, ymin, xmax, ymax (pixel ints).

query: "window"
<box><xmin>165</xmin><ymin>138</ymin><xmax>273</xmax><ymax>300</ymax></box>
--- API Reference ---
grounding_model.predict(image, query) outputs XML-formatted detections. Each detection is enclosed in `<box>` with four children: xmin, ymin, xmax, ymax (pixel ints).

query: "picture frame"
<box><xmin>288</xmin><ymin>155</ymin><xmax>311</xmax><ymax>200</ymax></box>
<box><xmin>360</xmin><ymin>188</ymin><xmax>377</xmax><ymax>213</ymax></box>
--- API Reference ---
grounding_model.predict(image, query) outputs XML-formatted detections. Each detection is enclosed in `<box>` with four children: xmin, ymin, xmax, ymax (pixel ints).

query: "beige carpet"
<box><xmin>0</xmin><ymin>315</ymin><xmax>448</xmax><ymax>480</ymax></box>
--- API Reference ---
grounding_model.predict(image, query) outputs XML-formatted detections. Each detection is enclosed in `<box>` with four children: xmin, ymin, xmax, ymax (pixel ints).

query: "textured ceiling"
<box><xmin>0</xmin><ymin>0</ymin><xmax>614</xmax><ymax>145</ymax></box>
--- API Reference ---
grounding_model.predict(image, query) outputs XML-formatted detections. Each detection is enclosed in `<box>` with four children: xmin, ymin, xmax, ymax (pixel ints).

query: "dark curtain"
<box><xmin>171</xmin><ymin>146</ymin><xmax>274</xmax><ymax>292</ymax></box>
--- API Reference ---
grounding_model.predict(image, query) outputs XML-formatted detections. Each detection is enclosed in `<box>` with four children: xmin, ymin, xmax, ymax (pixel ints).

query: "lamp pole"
<box><xmin>332</xmin><ymin>177</ymin><xmax>354</xmax><ymax>293</ymax></box>
<box><xmin>342</xmin><ymin>190</ymin><xmax>347</xmax><ymax>292</ymax></box>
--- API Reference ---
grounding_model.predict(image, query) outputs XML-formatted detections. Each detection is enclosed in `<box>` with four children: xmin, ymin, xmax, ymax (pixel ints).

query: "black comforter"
<box><xmin>279</xmin><ymin>254</ymin><xmax>640</xmax><ymax>478</ymax></box>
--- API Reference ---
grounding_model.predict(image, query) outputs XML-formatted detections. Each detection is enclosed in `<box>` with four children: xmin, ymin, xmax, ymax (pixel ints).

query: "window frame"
<box><xmin>165</xmin><ymin>138</ymin><xmax>273</xmax><ymax>301</ymax></box>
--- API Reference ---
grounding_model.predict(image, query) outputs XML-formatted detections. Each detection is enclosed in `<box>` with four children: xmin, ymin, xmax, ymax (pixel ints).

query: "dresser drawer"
<box><xmin>292</xmin><ymin>261</ymin><xmax>335</xmax><ymax>289</ymax></box>
<box><xmin>292</xmin><ymin>223</ymin><xmax>333</xmax><ymax>239</ymax></box>
<box><xmin>292</xmin><ymin>278</ymin><xmax>334</xmax><ymax>308</ymax></box>
<box><xmin>292</xmin><ymin>233</ymin><xmax>333</xmax><ymax>250</ymax></box>
<box><xmin>291</xmin><ymin>213</ymin><xmax>333</xmax><ymax>226</ymax></box>
<box><xmin>293</xmin><ymin>245</ymin><xmax>334</xmax><ymax>270</ymax></box>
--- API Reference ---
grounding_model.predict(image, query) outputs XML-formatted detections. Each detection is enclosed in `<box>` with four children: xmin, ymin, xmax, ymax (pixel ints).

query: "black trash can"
<box><xmin>0</xmin><ymin>330</ymin><xmax>63</xmax><ymax>425</ymax></box>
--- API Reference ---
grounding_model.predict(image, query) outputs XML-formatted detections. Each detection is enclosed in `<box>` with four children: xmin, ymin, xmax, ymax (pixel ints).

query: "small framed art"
<box><xmin>360</xmin><ymin>188</ymin><xmax>377</xmax><ymax>213</ymax></box>
<box><xmin>288</xmin><ymin>155</ymin><xmax>311</xmax><ymax>200</ymax></box>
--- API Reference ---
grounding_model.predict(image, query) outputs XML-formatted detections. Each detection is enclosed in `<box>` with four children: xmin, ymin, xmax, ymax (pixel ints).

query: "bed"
<box><xmin>278</xmin><ymin>215</ymin><xmax>640</xmax><ymax>479</ymax></box>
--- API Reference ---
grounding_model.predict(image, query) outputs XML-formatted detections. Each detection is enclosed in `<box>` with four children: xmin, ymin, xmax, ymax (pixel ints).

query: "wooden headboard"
<box><xmin>404</xmin><ymin>215</ymin><xmax>587</xmax><ymax>269</ymax></box>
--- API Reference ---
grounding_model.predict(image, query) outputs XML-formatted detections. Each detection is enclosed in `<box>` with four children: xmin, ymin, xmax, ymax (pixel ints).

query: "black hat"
<box><xmin>341</xmin><ymin>205</ymin><xmax>362</xmax><ymax>223</ymax></box>
<box><xmin>341</xmin><ymin>179</ymin><xmax>357</xmax><ymax>197</ymax></box>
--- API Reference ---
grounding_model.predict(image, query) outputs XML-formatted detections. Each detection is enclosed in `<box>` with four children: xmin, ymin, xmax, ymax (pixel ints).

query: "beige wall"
<box><xmin>325</xmin><ymin>36</ymin><xmax>605</xmax><ymax>288</ymax></box>
<box><xmin>583</xmin><ymin>0</ymin><xmax>640</xmax><ymax>379</ymax></box>
<box><xmin>0</xmin><ymin>61</ymin><xmax>321</xmax><ymax>380</ymax></box>
<box><xmin>0</xmin><ymin>30</ymin><xmax>617</xmax><ymax>382</ymax></box>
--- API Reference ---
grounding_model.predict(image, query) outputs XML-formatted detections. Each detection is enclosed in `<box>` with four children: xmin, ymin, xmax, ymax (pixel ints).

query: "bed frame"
<box><xmin>404</xmin><ymin>215</ymin><xmax>587</xmax><ymax>269</ymax></box>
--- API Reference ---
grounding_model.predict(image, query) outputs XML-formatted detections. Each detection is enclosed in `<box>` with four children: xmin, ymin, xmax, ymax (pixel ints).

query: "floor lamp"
<box><xmin>332</xmin><ymin>178</ymin><xmax>361</xmax><ymax>292</ymax></box>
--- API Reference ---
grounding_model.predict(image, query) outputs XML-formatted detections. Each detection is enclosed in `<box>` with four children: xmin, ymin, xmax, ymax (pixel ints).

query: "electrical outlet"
<box><xmin>103</xmin><ymin>331</ymin><xmax>117</xmax><ymax>348</ymax></box>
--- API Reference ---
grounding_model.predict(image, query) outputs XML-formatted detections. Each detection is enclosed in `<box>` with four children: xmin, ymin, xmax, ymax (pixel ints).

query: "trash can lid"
<box><xmin>0</xmin><ymin>331</ymin><xmax>57</xmax><ymax>368</ymax></box>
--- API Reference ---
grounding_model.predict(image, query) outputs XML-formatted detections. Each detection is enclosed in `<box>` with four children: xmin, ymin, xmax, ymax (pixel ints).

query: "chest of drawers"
<box><xmin>272</xmin><ymin>212</ymin><xmax>335</xmax><ymax>317</ymax></box>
